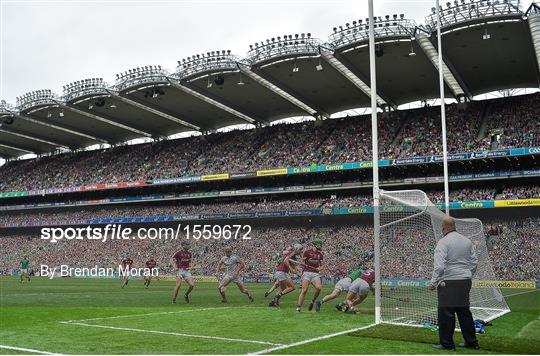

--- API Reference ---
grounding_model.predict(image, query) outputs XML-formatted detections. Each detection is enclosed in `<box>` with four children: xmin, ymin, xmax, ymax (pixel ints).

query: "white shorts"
<box><xmin>302</xmin><ymin>271</ymin><xmax>321</xmax><ymax>283</ymax></box>
<box><xmin>274</xmin><ymin>271</ymin><xmax>289</xmax><ymax>282</ymax></box>
<box><xmin>222</xmin><ymin>273</ymin><xmax>242</xmax><ymax>284</ymax></box>
<box><xmin>20</xmin><ymin>269</ymin><xmax>28</xmax><ymax>274</ymax></box>
<box><xmin>176</xmin><ymin>269</ymin><xmax>192</xmax><ymax>280</ymax></box>
<box><xmin>334</xmin><ymin>277</ymin><xmax>352</xmax><ymax>292</ymax></box>
<box><xmin>349</xmin><ymin>278</ymin><xmax>370</xmax><ymax>296</ymax></box>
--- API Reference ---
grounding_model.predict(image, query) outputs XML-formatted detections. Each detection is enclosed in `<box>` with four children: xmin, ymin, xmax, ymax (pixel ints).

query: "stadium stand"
<box><xmin>0</xmin><ymin>94</ymin><xmax>538</xmax><ymax>194</ymax></box>
<box><xmin>0</xmin><ymin>184</ymin><xmax>538</xmax><ymax>227</ymax></box>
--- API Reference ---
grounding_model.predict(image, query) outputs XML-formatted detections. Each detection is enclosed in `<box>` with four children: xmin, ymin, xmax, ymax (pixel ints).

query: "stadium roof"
<box><xmin>1</xmin><ymin>0</ymin><xmax>538</xmax><ymax>158</ymax></box>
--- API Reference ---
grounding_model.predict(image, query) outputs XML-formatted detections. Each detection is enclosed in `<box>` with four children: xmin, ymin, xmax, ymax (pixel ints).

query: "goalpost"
<box><xmin>367</xmin><ymin>0</ymin><xmax>508</xmax><ymax>329</ymax></box>
<box><xmin>376</xmin><ymin>189</ymin><xmax>511</xmax><ymax>328</ymax></box>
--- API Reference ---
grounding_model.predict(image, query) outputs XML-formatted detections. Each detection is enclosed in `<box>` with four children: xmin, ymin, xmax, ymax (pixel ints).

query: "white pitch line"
<box><xmin>62</xmin><ymin>307</ymin><xmax>233</xmax><ymax>322</ymax></box>
<box><xmin>503</xmin><ymin>289</ymin><xmax>539</xmax><ymax>298</ymax></box>
<box><xmin>250</xmin><ymin>323</ymin><xmax>376</xmax><ymax>355</ymax></box>
<box><xmin>0</xmin><ymin>344</ymin><xmax>62</xmax><ymax>355</ymax></box>
<box><xmin>62</xmin><ymin>322</ymin><xmax>283</xmax><ymax>346</ymax></box>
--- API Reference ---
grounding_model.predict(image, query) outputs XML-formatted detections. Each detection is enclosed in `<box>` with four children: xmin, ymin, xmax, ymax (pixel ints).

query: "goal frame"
<box><xmin>376</xmin><ymin>188</ymin><xmax>511</xmax><ymax>329</ymax></box>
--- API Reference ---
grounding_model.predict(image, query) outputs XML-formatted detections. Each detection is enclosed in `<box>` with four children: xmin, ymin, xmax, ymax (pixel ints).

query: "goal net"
<box><xmin>378</xmin><ymin>189</ymin><xmax>510</xmax><ymax>328</ymax></box>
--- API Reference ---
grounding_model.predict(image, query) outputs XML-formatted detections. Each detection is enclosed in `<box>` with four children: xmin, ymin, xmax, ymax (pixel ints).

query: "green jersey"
<box><xmin>347</xmin><ymin>267</ymin><xmax>364</xmax><ymax>280</ymax></box>
<box><xmin>20</xmin><ymin>258</ymin><xmax>30</xmax><ymax>269</ymax></box>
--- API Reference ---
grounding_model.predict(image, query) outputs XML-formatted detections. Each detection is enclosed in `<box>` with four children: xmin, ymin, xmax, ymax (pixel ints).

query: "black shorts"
<box><xmin>437</xmin><ymin>279</ymin><xmax>472</xmax><ymax>308</ymax></box>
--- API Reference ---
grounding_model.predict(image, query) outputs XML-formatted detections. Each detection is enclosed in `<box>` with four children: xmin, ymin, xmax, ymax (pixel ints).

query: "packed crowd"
<box><xmin>484</xmin><ymin>218</ymin><xmax>539</xmax><ymax>281</ymax></box>
<box><xmin>1</xmin><ymin>218</ymin><xmax>537</xmax><ymax>281</ymax></box>
<box><xmin>496</xmin><ymin>185</ymin><xmax>540</xmax><ymax>200</ymax></box>
<box><xmin>0</xmin><ymin>94</ymin><xmax>537</xmax><ymax>193</ymax></box>
<box><xmin>1</xmin><ymin>185</ymin><xmax>538</xmax><ymax>227</ymax></box>
<box><xmin>478</xmin><ymin>93</ymin><xmax>540</xmax><ymax>150</ymax></box>
<box><xmin>428</xmin><ymin>188</ymin><xmax>498</xmax><ymax>203</ymax></box>
<box><xmin>389</xmin><ymin>102</ymin><xmax>485</xmax><ymax>157</ymax></box>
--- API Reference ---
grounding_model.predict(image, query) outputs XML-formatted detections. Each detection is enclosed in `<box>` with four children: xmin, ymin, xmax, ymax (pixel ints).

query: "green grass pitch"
<box><xmin>0</xmin><ymin>277</ymin><xmax>538</xmax><ymax>354</ymax></box>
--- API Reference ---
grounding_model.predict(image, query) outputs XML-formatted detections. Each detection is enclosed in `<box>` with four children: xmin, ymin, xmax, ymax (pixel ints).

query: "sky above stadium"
<box><xmin>0</xmin><ymin>0</ymin><xmax>470</xmax><ymax>104</ymax></box>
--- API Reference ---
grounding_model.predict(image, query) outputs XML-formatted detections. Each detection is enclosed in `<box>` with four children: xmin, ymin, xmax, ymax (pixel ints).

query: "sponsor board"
<box><xmin>286</xmin><ymin>209</ymin><xmax>322</xmax><ymax>216</ymax></box>
<box><xmin>390</xmin><ymin>157</ymin><xmax>429</xmax><ymax>165</ymax></box>
<box><xmin>228</xmin><ymin>212</ymin><xmax>255</xmax><ymax>218</ymax></box>
<box><xmin>332</xmin><ymin>207</ymin><xmax>371</xmax><ymax>214</ymax></box>
<box><xmin>229</xmin><ymin>172</ymin><xmax>257</xmax><ymax>179</ymax></box>
<box><xmin>494</xmin><ymin>198</ymin><xmax>540</xmax><ymax>207</ymax></box>
<box><xmin>256</xmin><ymin>211</ymin><xmax>285</xmax><ymax>217</ymax></box>
<box><xmin>359</xmin><ymin>161</ymin><xmax>373</xmax><ymax>168</ymax></box>
<box><xmin>382</xmin><ymin>278</ymin><xmax>428</xmax><ymax>287</ymax></box>
<box><xmin>0</xmin><ymin>191</ymin><xmax>28</xmax><ymax>198</ymax></box>
<box><xmin>287</xmin><ymin>162</ymin><xmax>362</xmax><ymax>174</ymax></box>
<box><xmin>382</xmin><ymin>278</ymin><xmax>536</xmax><ymax>289</ymax></box>
<box><xmin>174</xmin><ymin>214</ymin><xmax>200</xmax><ymax>221</ymax></box>
<box><xmin>200</xmin><ymin>213</ymin><xmax>228</xmax><ymax>219</ymax></box>
<box><xmin>458</xmin><ymin>201</ymin><xmax>494</xmax><ymax>209</ymax></box>
<box><xmin>256</xmin><ymin>168</ymin><xmax>288</xmax><ymax>176</ymax></box>
<box><xmin>487</xmin><ymin>149</ymin><xmax>511</xmax><ymax>158</ymax></box>
<box><xmin>201</xmin><ymin>173</ymin><xmax>230</xmax><ymax>181</ymax></box>
<box><xmin>473</xmin><ymin>280</ymin><xmax>536</xmax><ymax>289</ymax></box>
<box><xmin>159</xmin><ymin>275</ymin><xmax>217</xmax><ymax>282</ymax></box>
<box><xmin>191</xmin><ymin>191</ymin><xmax>219</xmax><ymax>197</ymax></box>
<box><xmin>153</xmin><ymin>176</ymin><xmax>201</xmax><ymax>185</ymax></box>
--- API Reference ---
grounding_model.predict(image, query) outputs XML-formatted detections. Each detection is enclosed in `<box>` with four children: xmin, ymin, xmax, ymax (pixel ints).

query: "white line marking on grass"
<box><xmin>503</xmin><ymin>289</ymin><xmax>539</xmax><ymax>298</ymax></box>
<box><xmin>62</xmin><ymin>307</ymin><xmax>233</xmax><ymax>322</ymax></box>
<box><xmin>0</xmin><ymin>344</ymin><xmax>62</xmax><ymax>355</ymax></box>
<box><xmin>62</xmin><ymin>322</ymin><xmax>284</xmax><ymax>346</ymax></box>
<box><xmin>250</xmin><ymin>323</ymin><xmax>376</xmax><ymax>355</ymax></box>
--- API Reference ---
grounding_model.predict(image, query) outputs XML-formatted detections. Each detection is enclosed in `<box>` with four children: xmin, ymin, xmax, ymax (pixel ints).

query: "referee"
<box><xmin>428</xmin><ymin>216</ymin><xmax>479</xmax><ymax>350</ymax></box>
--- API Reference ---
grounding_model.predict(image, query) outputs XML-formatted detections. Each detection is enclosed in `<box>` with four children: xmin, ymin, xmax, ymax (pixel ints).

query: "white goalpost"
<box><xmin>368</xmin><ymin>0</ymin><xmax>382</xmax><ymax>325</ymax></box>
<box><xmin>367</xmin><ymin>0</ymin><xmax>508</xmax><ymax>330</ymax></box>
<box><xmin>377</xmin><ymin>189</ymin><xmax>511</xmax><ymax>328</ymax></box>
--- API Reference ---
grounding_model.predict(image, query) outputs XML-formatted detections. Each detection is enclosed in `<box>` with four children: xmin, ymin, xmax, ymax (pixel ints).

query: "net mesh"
<box><xmin>379</xmin><ymin>189</ymin><xmax>510</xmax><ymax>328</ymax></box>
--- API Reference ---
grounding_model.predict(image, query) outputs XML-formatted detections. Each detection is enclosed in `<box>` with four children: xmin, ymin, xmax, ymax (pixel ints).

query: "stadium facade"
<box><xmin>0</xmin><ymin>0</ymin><xmax>538</xmax><ymax>157</ymax></box>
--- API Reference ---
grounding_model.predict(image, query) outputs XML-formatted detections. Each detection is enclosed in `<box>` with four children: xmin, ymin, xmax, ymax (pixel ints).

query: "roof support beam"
<box><xmin>527</xmin><ymin>12</ymin><xmax>540</xmax><ymax>77</ymax></box>
<box><xmin>0</xmin><ymin>142</ymin><xmax>35</xmax><ymax>155</ymax></box>
<box><xmin>108</xmin><ymin>90</ymin><xmax>201</xmax><ymax>131</ymax></box>
<box><xmin>13</xmin><ymin>113</ymin><xmax>108</xmax><ymax>144</ymax></box>
<box><xmin>167</xmin><ymin>78</ymin><xmax>264</xmax><ymax>126</ymax></box>
<box><xmin>331</xmin><ymin>51</ymin><xmax>396</xmax><ymax>108</ymax></box>
<box><xmin>0</xmin><ymin>128</ymin><xmax>68</xmax><ymax>149</ymax></box>
<box><xmin>58</xmin><ymin>101</ymin><xmax>153</xmax><ymax>138</ymax></box>
<box><xmin>416</xmin><ymin>34</ymin><xmax>467</xmax><ymax>99</ymax></box>
<box><xmin>320</xmin><ymin>51</ymin><xmax>388</xmax><ymax>107</ymax></box>
<box><xmin>237</xmin><ymin>64</ymin><xmax>326</xmax><ymax>117</ymax></box>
